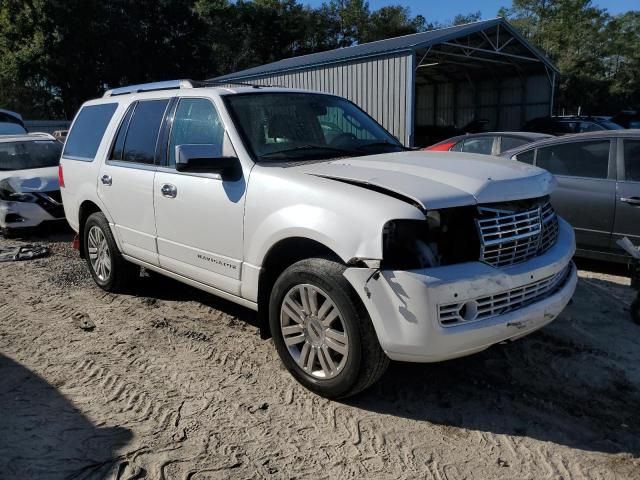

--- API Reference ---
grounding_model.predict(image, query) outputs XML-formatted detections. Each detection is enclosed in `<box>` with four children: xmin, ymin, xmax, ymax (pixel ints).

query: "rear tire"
<box><xmin>632</xmin><ymin>297</ymin><xmax>640</xmax><ymax>325</ymax></box>
<box><xmin>269</xmin><ymin>257</ymin><xmax>389</xmax><ymax>398</ymax></box>
<box><xmin>83</xmin><ymin>212</ymin><xmax>139</xmax><ymax>292</ymax></box>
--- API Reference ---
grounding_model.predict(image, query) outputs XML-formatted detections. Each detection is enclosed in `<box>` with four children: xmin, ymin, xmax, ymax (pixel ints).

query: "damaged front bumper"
<box><xmin>344</xmin><ymin>218</ymin><xmax>577</xmax><ymax>363</ymax></box>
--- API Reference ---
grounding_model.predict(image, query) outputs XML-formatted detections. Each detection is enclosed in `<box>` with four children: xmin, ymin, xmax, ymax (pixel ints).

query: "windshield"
<box><xmin>0</xmin><ymin>140</ymin><xmax>62</xmax><ymax>171</ymax></box>
<box><xmin>0</xmin><ymin>123</ymin><xmax>27</xmax><ymax>135</ymax></box>
<box><xmin>224</xmin><ymin>92</ymin><xmax>405</xmax><ymax>162</ymax></box>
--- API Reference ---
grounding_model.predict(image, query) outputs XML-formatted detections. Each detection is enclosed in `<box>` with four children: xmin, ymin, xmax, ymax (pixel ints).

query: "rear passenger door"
<box><xmin>534</xmin><ymin>139</ymin><xmax>616</xmax><ymax>251</ymax></box>
<box><xmin>612</xmin><ymin>138</ymin><xmax>640</xmax><ymax>249</ymax></box>
<box><xmin>97</xmin><ymin>98</ymin><xmax>171</xmax><ymax>266</ymax></box>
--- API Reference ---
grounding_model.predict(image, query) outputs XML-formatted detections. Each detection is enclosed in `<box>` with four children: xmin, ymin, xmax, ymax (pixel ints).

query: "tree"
<box><xmin>361</xmin><ymin>6</ymin><xmax>426</xmax><ymax>43</ymax></box>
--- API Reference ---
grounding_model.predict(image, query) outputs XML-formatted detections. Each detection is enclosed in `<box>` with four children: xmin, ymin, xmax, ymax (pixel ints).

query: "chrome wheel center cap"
<box><xmin>304</xmin><ymin>316</ymin><xmax>325</xmax><ymax>347</ymax></box>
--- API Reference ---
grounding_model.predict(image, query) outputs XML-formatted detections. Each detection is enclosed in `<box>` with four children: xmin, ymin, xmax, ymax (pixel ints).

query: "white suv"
<box><xmin>60</xmin><ymin>80</ymin><xmax>577</xmax><ymax>398</ymax></box>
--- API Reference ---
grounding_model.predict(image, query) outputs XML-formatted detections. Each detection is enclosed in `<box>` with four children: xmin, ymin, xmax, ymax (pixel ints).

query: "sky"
<box><xmin>303</xmin><ymin>0</ymin><xmax>638</xmax><ymax>24</ymax></box>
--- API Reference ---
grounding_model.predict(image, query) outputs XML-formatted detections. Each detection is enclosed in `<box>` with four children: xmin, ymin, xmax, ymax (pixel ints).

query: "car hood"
<box><xmin>0</xmin><ymin>167</ymin><xmax>59</xmax><ymax>193</ymax></box>
<box><xmin>292</xmin><ymin>151</ymin><xmax>555</xmax><ymax>210</ymax></box>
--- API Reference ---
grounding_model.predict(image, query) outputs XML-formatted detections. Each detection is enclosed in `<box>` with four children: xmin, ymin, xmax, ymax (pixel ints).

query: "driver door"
<box><xmin>153</xmin><ymin>97</ymin><xmax>247</xmax><ymax>295</ymax></box>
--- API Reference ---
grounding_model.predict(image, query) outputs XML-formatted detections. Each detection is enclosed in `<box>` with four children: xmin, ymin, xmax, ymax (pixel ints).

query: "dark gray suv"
<box><xmin>503</xmin><ymin>130</ymin><xmax>640</xmax><ymax>263</ymax></box>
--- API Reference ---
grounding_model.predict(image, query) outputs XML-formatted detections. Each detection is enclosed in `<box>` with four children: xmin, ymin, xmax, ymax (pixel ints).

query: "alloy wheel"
<box><xmin>280</xmin><ymin>284</ymin><xmax>349</xmax><ymax>379</ymax></box>
<box><xmin>87</xmin><ymin>225</ymin><xmax>112</xmax><ymax>282</ymax></box>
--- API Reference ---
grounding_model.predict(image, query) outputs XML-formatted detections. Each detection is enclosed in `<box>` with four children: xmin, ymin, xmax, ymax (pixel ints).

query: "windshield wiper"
<box><xmin>259</xmin><ymin>144</ymin><xmax>359</xmax><ymax>159</ymax></box>
<box><xmin>353</xmin><ymin>140</ymin><xmax>411</xmax><ymax>151</ymax></box>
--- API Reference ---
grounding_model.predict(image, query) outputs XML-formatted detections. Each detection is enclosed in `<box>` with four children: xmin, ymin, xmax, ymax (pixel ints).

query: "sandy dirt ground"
<box><xmin>1</xmin><ymin>232</ymin><xmax>640</xmax><ymax>480</ymax></box>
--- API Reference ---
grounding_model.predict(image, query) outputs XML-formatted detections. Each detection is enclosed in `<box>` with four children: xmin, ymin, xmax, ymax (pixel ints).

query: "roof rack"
<box><xmin>196</xmin><ymin>80</ymin><xmax>264</xmax><ymax>89</ymax></box>
<box><xmin>103</xmin><ymin>79</ymin><xmax>273</xmax><ymax>97</ymax></box>
<box><xmin>103</xmin><ymin>79</ymin><xmax>195</xmax><ymax>97</ymax></box>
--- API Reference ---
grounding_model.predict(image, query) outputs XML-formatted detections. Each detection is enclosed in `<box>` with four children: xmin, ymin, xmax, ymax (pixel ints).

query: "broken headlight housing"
<box><xmin>382</xmin><ymin>207</ymin><xmax>480</xmax><ymax>269</ymax></box>
<box><xmin>0</xmin><ymin>179</ymin><xmax>37</xmax><ymax>203</ymax></box>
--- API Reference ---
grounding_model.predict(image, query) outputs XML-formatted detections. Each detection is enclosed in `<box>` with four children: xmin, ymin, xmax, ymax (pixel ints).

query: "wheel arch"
<box><xmin>77</xmin><ymin>200</ymin><xmax>103</xmax><ymax>258</ymax></box>
<box><xmin>257</xmin><ymin>236</ymin><xmax>342</xmax><ymax>339</ymax></box>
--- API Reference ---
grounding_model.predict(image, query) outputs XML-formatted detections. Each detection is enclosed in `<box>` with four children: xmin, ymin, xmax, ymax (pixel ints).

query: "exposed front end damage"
<box><xmin>344</xmin><ymin>213</ymin><xmax>577</xmax><ymax>363</ymax></box>
<box><xmin>0</xmin><ymin>175</ymin><xmax>65</xmax><ymax>231</ymax></box>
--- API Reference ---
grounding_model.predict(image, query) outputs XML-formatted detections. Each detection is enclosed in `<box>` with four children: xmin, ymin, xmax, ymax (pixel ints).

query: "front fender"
<box><xmin>243</xmin><ymin>168</ymin><xmax>424</xmax><ymax>267</ymax></box>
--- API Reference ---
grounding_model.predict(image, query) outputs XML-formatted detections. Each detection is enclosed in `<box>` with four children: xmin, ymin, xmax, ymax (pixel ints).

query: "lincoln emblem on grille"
<box><xmin>475</xmin><ymin>200</ymin><xmax>559</xmax><ymax>268</ymax></box>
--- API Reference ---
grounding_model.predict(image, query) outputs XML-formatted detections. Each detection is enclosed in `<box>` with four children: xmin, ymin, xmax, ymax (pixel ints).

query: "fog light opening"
<box><xmin>459</xmin><ymin>300</ymin><xmax>479</xmax><ymax>322</ymax></box>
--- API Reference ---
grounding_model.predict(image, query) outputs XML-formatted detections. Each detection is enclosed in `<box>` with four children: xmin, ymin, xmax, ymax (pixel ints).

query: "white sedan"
<box><xmin>0</xmin><ymin>133</ymin><xmax>65</xmax><ymax>234</ymax></box>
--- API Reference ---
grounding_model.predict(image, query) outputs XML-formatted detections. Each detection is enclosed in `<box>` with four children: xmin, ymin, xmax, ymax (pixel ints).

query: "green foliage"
<box><xmin>1</xmin><ymin>0</ymin><xmax>636</xmax><ymax>119</ymax></box>
<box><xmin>502</xmin><ymin>0</ymin><xmax>640</xmax><ymax>112</ymax></box>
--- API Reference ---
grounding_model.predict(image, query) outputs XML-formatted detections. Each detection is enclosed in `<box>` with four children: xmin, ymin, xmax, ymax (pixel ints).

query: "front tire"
<box><xmin>83</xmin><ymin>212</ymin><xmax>138</xmax><ymax>292</ymax></box>
<box><xmin>269</xmin><ymin>258</ymin><xmax>389</xmax><ymax>398</ymax></box>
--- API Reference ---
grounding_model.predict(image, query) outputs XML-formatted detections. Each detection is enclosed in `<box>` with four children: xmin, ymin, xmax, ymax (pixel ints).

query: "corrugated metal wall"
<box><xmin>415</xmin><ymin>74</ymin><xmax>551</xmax><ymax>132</ymax></box>
<box><xmin>232</xmin><ymin>52</ymin><xmax>415</xmax><ymax>145</ymax></box>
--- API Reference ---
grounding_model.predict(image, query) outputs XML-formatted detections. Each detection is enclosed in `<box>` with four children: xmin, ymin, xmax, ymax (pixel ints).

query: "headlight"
<box><xmin>8</xmin><ymin>192</ymin><xmax>37</xmax><ymax>202</ymax></box>
<box><xmin>0</xmin><ymin>179</ymin><xmax>37</xmax><ymax>203</ymax></box>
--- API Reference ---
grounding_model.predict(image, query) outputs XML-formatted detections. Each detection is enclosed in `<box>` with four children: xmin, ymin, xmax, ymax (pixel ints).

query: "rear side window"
<box><xmin>63</xmin><ymin>103</ymin><xmax>118</xmax><ymax>161</ymax></box>
<box><xmin>116</xmin><ymin>99</ymin><xmax>170</xmax><ymax>165</ymax></box>
<box><xmin>514</xmin><ymin>150</ymin><xmax>534</xmax><ymax>164</ymax></box>
<box><xmin>536</xmin><ymin>140</ymin><xmax>610</xmax><ymax>178</ymax></box>
<box><xmin>624</xmin><ymin>140</ymin><xmax>640</xmax><ymax>182</ymax></box>
<box><xmin>461</xmin><ymin>137</ymin><xmax>493</xmax><ymax>155</ymax></box>
<box><xmin>501</xmin><ymin>136</ymin><xmax>530</xmax><ymax>152</ymax></box>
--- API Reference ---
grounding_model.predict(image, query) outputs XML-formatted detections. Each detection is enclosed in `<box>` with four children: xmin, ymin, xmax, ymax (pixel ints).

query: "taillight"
<box><xmin>423</xmin><ymin>141</ymin><xmax>456</xmax><ymax>151</ymax></box>
<box><xmin>58</xmin><ymin>164</ymin><xmax>65</xmax><ymax>188</ymax></box>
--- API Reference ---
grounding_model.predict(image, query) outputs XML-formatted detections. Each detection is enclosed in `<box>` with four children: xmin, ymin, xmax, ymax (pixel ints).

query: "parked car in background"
<box><xmin>0</xmin><ymin>109</ymin><xmax>27</xmax><ymax>135</ymax></box>
<box><xmin>0</xmin><ymin>133</ymin><xmax>65</xmax><ymax>234</ymax></box>
<box><xmin>523</xmin><ymin>115</ymin><xmax>624</xmax><ymax>136</ymax></box>
<box><xmin>424</xmin><ymin>132</ymin><xmax>551</xmax><ymax>155</ymax></box>
<box><xmin>60</xmin><ymin>80</ymin><xmax>576</xmax><ymax>398</ymax></box>
<box><xmin>52</xmin><ymin>129</ymin><xmax>69</xmax><ymax>142</ymax></box>
<box><xmin>414</xmin><ymin>119</ymin><xmax>489</xmax><ymax>147</ymax></box>
<box><xmin>502</xmin><ymin>130</ymin><xmax>640</xmax><ymax>263</ymax></box>
<box><xmin>611</xmin><ymin>110</ymin><xmax>640</xmax><ymax>129</ymax></box>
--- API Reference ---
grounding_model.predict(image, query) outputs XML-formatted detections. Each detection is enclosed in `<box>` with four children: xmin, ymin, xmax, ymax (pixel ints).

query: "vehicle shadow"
<box><xmin>345</xmin><ymin>273</ymin><xmax>640</xmax><ymax>457</ymax></box>
<box><xmin>0</xmin><ymin>353</ymin><xmax>132</xmax><ymax>478</ymax></box>
<box><xmin>132</xmin><ymin>270</ymin><xmax>260</xmax><ymax>329</ymax></box>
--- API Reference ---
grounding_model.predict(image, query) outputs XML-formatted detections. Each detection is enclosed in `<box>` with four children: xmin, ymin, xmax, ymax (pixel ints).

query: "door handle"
<box><xmin>620</xmin><ymin>197</ymin><xmax>640</xmax><ymax>206</ymax></box>
<box><xmin>101</xmin><ymin>175</ymin><xmax>112</xmax><ymax>186</ymax></box>
<box><xmin>161</xmin><ymin>183</ymin><xmax>177</xmax><ymax>198</ymax></box>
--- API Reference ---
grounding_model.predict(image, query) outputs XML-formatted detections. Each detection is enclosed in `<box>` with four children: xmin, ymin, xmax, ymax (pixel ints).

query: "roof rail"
<box><xmin>28</xmin><ymin>132</ymin><xmax>56</xmax><ymax>140</ymax></box>
<box><xmin>195</xmin><ymin>80</ymin><xmax>265</xmax><ymax>89</ymax></box>
<box><xmin>103</xmin><ymin>79</ymin><xmax>195</xmax><ymax>97</ymax></box>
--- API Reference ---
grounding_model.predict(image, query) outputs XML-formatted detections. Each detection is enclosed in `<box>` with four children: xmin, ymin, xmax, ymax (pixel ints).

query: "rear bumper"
<box><xmin>344</xmin><ymin>218</ymin><xmax>577</xmax><ymax>362</ymax></box>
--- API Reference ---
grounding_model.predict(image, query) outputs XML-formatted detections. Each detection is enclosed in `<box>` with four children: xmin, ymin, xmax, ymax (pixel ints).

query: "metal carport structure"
<box><xmin>213</xmin><ymin>18</ymin><xmax>558</xmax><ymax>147</ymax></box>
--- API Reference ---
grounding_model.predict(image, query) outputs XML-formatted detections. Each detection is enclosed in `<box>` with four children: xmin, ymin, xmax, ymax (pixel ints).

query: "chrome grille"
<box><xmin>476</xmin><ymin>200</ymin><xmax>558</xmax><ymax>267</ymax></box>
<box><xmin>439</xmin><ymin>263</ymin><xmax>573</xmax><ymax>327</ymax></box>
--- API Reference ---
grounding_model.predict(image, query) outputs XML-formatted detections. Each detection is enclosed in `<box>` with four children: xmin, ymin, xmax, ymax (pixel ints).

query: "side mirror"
<box><xmin>175</xmin><ymin>144</ymin><xmax>238</xmax><ymax>177</ymax></box>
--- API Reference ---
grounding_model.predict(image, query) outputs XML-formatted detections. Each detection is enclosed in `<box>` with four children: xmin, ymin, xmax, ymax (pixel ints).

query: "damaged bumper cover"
<box><xmin>344</xmin><ymin>218</ymin><xmax>577</xmax><ymax>363</ymax></box>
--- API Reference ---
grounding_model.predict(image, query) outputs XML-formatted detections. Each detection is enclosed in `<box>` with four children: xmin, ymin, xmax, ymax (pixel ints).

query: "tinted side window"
<box><xmin>450</xmin><ymin>141</ymin><xmax>464</xmax><ymax>152</ymax></box>
<box><xmin>110</xmin><ymin>104</ymin><xmax>136</xmax><ymax>161</ymax></box>
<box><xmin>168</xmin><ymin>98</ymin><xmax>224</xmax><ymax>167</ymax></box>
<box><xmin>121</xmin><ymin>99</ymin><xmax>169</xmax><ymax>165</ymax></box>
<box><xmin>579</xmin><ymin>122</ymin><xmax>604</xmax><ymax>133</ymax></box>
<box><xmin>624</xmin><ymin>140</ymin><xmax>640</xmax><ymax>182</ymax></box>
<box><xmin>514</xmin><ymin>150</ymin><xmax>534</xmax><ymax>164</ymax></box>
<box><xmin>461</xmin><ymin>137</ymin><xmax>493</xmax><ymax>155</ymax></box>
<box><xmin>536</xmin><ymin>140</ymin><xmax>610</xmax><ymax>178</ymax></box>
<box><xmin>501</xmin><ymin>136</ymin><xmax>530</xmax><ymax>152</ymax></box>
<box><xmin>63</xmin><ymin>103</ymin><xmax>118</xmax><ymax>161</ymax></box>
<box><xmin>555</xmin><ymin>121</ymin><xmax>578</xmax><ymax>134</ymax></box>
